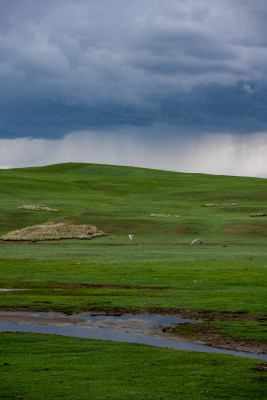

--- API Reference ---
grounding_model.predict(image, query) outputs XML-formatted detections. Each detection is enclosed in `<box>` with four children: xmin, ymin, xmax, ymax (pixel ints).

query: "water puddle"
<box><xmin>0</xmin><ymin>311</ymin><xmax>266</xmax><ymax>360</ymax></box>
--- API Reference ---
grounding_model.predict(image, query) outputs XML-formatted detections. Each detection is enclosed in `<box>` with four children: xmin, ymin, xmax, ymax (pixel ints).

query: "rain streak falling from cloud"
<box><xmin>0</xmin><ymin>0</ymin><xmax>267</xmax><ymax>176</ymax></box>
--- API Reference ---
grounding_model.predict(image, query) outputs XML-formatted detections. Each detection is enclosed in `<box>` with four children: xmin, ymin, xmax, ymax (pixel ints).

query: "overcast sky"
<box><xmin>1</xmin><ymin>0</ymin><xmax>267</xmax><ymax>176</ymax></box>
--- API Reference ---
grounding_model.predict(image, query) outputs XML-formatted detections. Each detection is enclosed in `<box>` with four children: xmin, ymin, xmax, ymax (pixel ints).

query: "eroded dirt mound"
<box><xmin>1</xmin><ymin>222</ymin><xmax>106</xmax><ymax>241</ymax></box>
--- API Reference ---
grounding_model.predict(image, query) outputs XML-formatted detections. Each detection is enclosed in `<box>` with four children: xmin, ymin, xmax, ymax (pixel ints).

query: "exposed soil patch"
<box><xmin>223</xmin><ymin>221</ymin><xmax>267</xmax><ymax>234</ymax></box>
<box><xmin>0</xmin><ymin>303</ymin><xmax>262</xmax><ymax>322</ymax></box>
<box><xmin>253</xmin><ymin>362</ymin><xmax>267</xmax><ymax>371</ymax></box>
<box><xmin>162</xmin><ymin>321</ymin><xmax>267</xmax><ymax>355</ymax></box>
<box><xmin>0</xmin><ymin>241</ymin><xmax>239</xmax><ymax>246</ymax></box>
<box><xmin>9</xmin><ymin>281</ymin><xmax>208</xmax><ymax>291</ymax></box>
<box><xmin>71</xmin><ymin>306</ymin><xmax>263</xmax><ymax>322</ymax></box>
<box><xmin>0</xmin><ymin>311</ymin><xmax>89</xmax><ymax>326</ymax></box>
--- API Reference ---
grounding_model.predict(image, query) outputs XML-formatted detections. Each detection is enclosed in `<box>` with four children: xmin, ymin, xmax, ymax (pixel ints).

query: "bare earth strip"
<box><xmin>0</xmin><ymin>241</ymin><xmax>238</xmax><ymax>246</ymax></box>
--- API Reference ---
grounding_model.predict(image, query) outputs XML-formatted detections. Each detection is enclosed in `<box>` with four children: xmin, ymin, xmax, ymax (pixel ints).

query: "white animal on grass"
<box><xmin>191</xmin><ymin>239</ymin><xmax>203</xmax><ymax>245</ymax></box>
<box><xmin>128</xmin><ymin>235</ymin><xmax>133</xmax><ymax>240</ymax></box>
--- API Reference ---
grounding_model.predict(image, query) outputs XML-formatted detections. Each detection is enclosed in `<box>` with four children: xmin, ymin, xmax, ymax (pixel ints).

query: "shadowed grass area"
<box><xmin>0</xmin><ymin>333</ymin><xmax>266</xmax><ymax>400</ymax></box>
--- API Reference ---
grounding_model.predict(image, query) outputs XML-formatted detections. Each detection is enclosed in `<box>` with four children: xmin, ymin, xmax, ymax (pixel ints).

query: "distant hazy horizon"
<box><xmin>1</xmin><ymin>1</ymin><xmax>267</xmax><ymax>177</ymax></box>
<box><xmin>1</xmin><ymin>129</ymin><xmax>267</xmax><ymax>178</ymax></box>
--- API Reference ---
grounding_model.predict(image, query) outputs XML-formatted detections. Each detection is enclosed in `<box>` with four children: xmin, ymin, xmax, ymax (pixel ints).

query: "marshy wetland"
<box><xmin>0</xmin><ymin>163</ymin><xmax>266</xmax><ymax>399</ymax></box>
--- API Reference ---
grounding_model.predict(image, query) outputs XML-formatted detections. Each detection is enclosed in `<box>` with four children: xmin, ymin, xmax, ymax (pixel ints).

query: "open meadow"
<box><xmin>0</xmin><ymin>163</ymin><xmax>266</xmax><ymax>399</ymax></box>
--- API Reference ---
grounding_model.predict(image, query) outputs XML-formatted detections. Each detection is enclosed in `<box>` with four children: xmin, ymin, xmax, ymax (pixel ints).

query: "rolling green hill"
<box><xmin>0</xmin><ymin>162</ymin><xmax>266</xmax><ymax>320</ymax></box>
<box><xmin>1</xmin><ymin>162</ymin><xmax>267</xmax><ymax>244</ymax></box>
<box><xmin>0</xmin><ymin>163</ymin><xmax>266</xmax><ymax>400</ymax></box>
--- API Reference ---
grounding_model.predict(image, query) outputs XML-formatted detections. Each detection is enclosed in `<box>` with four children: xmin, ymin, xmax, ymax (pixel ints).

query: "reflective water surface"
<box><xmin>0</xmin><ymin>312</ymin><xmax>266</xmax><ymax>360</ymax></box>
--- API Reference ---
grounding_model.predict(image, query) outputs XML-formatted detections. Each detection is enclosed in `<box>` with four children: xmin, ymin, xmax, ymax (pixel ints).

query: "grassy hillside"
<box><xmin>0</xmin><ymin>163</ymin><xmax>266</xmax><ymax>320</ymax></box>
<box><xmin>0</xmin><ymin>163</ymin><xmax>266</xmax><ymax>399</ymax></box>
<box><xmin>1</xmin><ymin>162</ymin><xmax>267</xmax><ymax>244</ymax></box>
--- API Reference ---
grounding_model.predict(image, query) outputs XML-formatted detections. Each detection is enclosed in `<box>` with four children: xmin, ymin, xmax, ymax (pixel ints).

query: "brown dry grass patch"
<box><xmin>222</xmin><ymin>221</ymin><xmax>267</xmax><ymax>234</ymax></box>
<box><xmin>1</xmin><ymin>222</ymin><xmax>106</xmax><ymax>241</ymax></box>
<box><xmin>19</xmin><ymin>204</ymin><xmax>58</xmax><ymax>212</ymax></box>
<box><xmin>150</xmin><ymin>213</ymin><xmax>180</xmax><ymax>218</ymax></box>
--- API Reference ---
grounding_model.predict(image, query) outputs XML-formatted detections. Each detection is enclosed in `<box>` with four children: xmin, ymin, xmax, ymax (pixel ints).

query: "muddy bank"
<box><xmin>162</xmin><ymin>321</ymin><xmax>267</xmax><ymax>355</ymax></box>
<box><xmin>0</xmin><ymin>304</ymin><xmax>262</xmax><ymax>321</ymax></box>
<box><xmin>97</xmin><ymin>307</ymin><xmax>267</xmax><ymax>355</ymax></box>
<box><xmin>0</xmin><ymin>309</ymin><xmax>265</xmax><ymax>355</ymax></box>
<box><xmin>44</xmin><ymin>305</ymin><xmax>261</xmax><ymax>322</ymax></box>
<box><xmin>0</xmin><ymin>311</ymin><xmax>91</xmax><ymax>326</ymax></box>
<box><xmin>83</xmin><ymin>307</ymin><xmax>266</xmax><ymax>355</ymax></box>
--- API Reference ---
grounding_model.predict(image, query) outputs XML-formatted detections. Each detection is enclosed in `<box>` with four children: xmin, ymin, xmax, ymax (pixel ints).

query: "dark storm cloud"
<box><xmin>0</xmin><ymin>0</ymin><xmax>267</xmax><ymax>139</ymax></box>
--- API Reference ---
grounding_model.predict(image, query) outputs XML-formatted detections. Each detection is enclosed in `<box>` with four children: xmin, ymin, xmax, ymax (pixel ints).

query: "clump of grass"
<box><xmin>203</xmin><ymin>202</ymin><xmax>238</xmax><ymax>207</ymax></box>
<box><xmin>221</xmin><ymin>202</ymin><xmax>238</xmax><ymax>206</ymax></box>
<box><xmin>150</xmin><ymin>213</ymin><xmax>180</xmax><ymax>218</ymax></box>
<box><xmin>1</xmin><ymin>222</ymin><xmax>106</xmax><ymax>241</ymax></box>
<box><xmin>19</xmin><ymin>204</ymin><xmax>58</xmax><ymax>212</ymax></box>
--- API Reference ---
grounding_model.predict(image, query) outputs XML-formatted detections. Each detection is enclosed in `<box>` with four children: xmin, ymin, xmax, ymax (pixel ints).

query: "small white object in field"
<box><xmin>191</xmin><ymin>239</ymin><xmax>203</xmax><ymax>245</ymax></box>
<box><xmin>128</xmin><ymin>235</ymin><xmax>133</xmax><ymax>240</ymax></box>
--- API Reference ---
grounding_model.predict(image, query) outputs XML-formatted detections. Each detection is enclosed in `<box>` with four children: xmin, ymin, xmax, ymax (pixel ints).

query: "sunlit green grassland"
<box><xmin>0</xmin><ymin>333</ymin><xmax>266</xmax><ymax>400</ymax></box>
<box><xmin>1</xmin><ymin>162</ymin><xmax>267</xmax><ymax>243</ymax></box>
<box><xmin>0</xmin><ymin>163</ymin><xmax>266</xmax><ymax>399</ymax></box>
<box><xmin>0</xmin><ymin>163</ymin><xmax>266</xmax><ymax>314</ymax></box>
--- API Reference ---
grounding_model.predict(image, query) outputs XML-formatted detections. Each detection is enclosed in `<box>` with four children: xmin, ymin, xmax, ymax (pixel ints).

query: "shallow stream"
<box><xmin>0</xmin><ymin>311</ymin><xmax>266</xmax><ymax>360</ymax></box>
